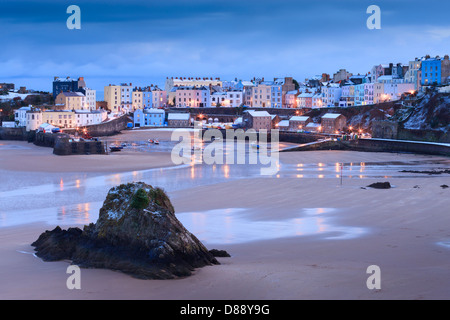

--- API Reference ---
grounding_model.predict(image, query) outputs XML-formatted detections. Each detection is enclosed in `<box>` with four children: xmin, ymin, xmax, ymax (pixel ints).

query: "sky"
<box><xmin>1</xmin><ymin>0</ymin><xmax>450</xmax><ymax>97</ymax></box>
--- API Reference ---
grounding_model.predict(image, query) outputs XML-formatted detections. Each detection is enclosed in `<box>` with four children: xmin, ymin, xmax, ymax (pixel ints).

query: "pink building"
<box><xmin>297</xmin><ymin>92</ymin><xmax>313</xmax><ymax>108</ymax></box>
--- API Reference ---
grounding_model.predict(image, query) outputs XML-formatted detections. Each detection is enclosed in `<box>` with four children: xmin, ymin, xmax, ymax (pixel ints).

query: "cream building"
<box><xmin>252</xmin><ymin>83</ymin><xmax>272</xmax><ymax>108</ymax></box>
<box><xmin>132</xmin><ymin>90</ymin><xmax>144</xmax><ymax>111</ymax></box>
<box><xmin>55</xmin><ymin>92</ymin><xmax>86</xmax><ymax>110</ymax></box>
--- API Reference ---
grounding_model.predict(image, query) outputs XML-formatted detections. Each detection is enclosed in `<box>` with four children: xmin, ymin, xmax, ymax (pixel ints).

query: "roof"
<box><xmin>289</xmin><ymin>116</ymin><xmax>310</xmax><ymax>122</ymax></box>
<box><xmin>277</xmin><ymin>120</ymin><xmax>289</xmax><ymax>127</ymax></box>
<box><xmin>168</xmin><ymin>113</ymin><xmax>190</xmax><ymax>120</ymax></box>
<box><xmin>247</xmin><ymin>110</ymin><xmax>271</xmax><ymax>117</ymax></box>
<box><xmin>306</xmin><ymin>122</ymin><xmax>320</xmax><ymax>128</ymax></box>
<box><xmin>144</xmin><ymin>108</ymin><xmax>165</xmax><ymax>113</ymax></box>
<box><xmin>58</xmin><ymin>91</ymin><xmax>84</xmax><ymax>97</ymax></box>
<box><xmin>322</xmin><ymin>113</ymin><xmax>343</xmax><ymax>119</ymax></box>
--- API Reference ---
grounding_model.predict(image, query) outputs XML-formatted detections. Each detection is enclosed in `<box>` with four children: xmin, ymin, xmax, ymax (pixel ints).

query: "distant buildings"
<box><xmin>333</xmin><ymin>69</ymin><xmax>353</xmax><ymax>83</ymax></box>
<box><xmin>24</xmin><ymin>52</ymin><xmax>445</xmax><ymax>135</ymax></box>
<box><xmin>0</xmin><ymin>83</ymin><xmax>15</xmax><ymax>91</ymax></box>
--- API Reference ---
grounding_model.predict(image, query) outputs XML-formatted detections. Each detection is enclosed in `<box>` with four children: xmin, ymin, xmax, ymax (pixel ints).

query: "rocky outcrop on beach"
<box><xmin>32</xmin><ymin>182</ymin><xmax>219</xmax><ymax>279</ymax></box>
<box><xmin>367</xmin><ymin>182</ymin><xmax>392</xmax><ymax>189</ymax></box>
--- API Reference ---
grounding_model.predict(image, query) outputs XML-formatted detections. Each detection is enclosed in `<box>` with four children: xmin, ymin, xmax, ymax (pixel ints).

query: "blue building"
<box><xmin>52</xmin><ymin>77</ymin><xmax>84</xmax><ymax>98</ymax></box>
<box><xmin>270</xmin><ymin>83</ymin><xmax>282</xmax><ymax>108</ymax></box>
<box><xmin>142</xmin><ymin>91</ymin><xmax>153</xmax><ymax>109</ymax></box>
<box><xmin>421</xmin><ymin>58</ymin><xmax>442</xmax><ymax>85</ymax></box>
<box><xmin>133</xmin><ymin>108</ymin><xmax>165</xmax><ymax>128</ymax></box>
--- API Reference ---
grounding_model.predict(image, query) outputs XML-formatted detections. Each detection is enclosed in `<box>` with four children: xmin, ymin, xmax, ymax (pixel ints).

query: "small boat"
<box><xmin>109</xmin><ymin>146</ymin><xmax>122</xmax><ymax>152</ymax></box>
<box><xmin>148</xmin><ymin>139</ymin><xmax>154</xmax><ymax>144</ymax></box>
<box><xmin>154</xmin><ymin>139</ymin><xmax>160</xmax><ymax>145</ymax></box>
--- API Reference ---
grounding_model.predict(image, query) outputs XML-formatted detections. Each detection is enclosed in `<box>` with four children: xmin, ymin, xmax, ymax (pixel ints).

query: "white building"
<box><xmin>74</xmin><ymin>110</ymin><xmax>107</xmax><ymax>127</ymax></box>
<box><xmin>120</xmin><ymin>83</ymin><xmax>133</xmax><ymax>112</ymax></box>
<box><xmin>210</xmin><ymin>90</ymin><xmax>243</xmax><ymax>107</ymax></box>
<box><xmin>321</xmin><ymin>85</ymin><xmax>341</xmax><ymax>107</ymax></box>
<box><xmin>80</xmin><ymin>88</ymin><xmax>96</xmax><ymax>111</ymax></box>
<box><xmin>15</xmin><ymin>106</ymin><xmax>33</xmax><ymax>127</ymax></box>
<box><xmin>14</xmin><ymin>106</ymin><xmax>43</xmax><ymax>131</ymax></box>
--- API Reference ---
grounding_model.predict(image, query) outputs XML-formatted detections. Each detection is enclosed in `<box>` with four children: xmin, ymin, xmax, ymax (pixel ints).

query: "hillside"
<box><xmin>305</xmin><ymin>92</ymin><xmax>450</xmax><ymax>136</ymax></box>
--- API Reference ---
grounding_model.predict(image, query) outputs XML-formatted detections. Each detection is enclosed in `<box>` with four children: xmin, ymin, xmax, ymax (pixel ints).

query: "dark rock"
<box><xmin>441</xmin><ymin>185</ymin><xmax>449</xmax><ymax>189</ymax></box>
<box><xmin>32</xmin><ymin>182</ymin><xmax>219</xmax><ymax>279</ymax></box>
<box><xmin>209</xmin><ymin>249</ymin><xmax>231</xmax><ymax>257</ymax></box>
<box><xmin>367</xmin><ymin>182</ymin><xmax>391</xmax><ymax>189</ymax></box>
<box><xmin>400</xmin><ymin>169</ymin><xmax>450</xmax><ymax>175</ymax></box>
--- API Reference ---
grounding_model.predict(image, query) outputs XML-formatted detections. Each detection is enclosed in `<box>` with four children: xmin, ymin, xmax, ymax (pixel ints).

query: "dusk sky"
<box><xmin>1</xmin><ymin>0</ymin><xmax>450</xmax><ymax>97</ymax></box>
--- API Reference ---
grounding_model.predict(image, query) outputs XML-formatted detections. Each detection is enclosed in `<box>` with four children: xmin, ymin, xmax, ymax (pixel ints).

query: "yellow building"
<box><xmin>42</xmin><ymin>110</ymin><xmax>76</xmax><ymax>128</ymax></box>
<box><xmin>104</xmin><ymin>84</ymin><xmax>121</xmax><ymax>113</ymax></box>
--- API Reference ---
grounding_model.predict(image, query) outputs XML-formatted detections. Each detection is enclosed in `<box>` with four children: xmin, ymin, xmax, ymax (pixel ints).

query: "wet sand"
<box><xmin>1</xmin><ymin>131</ymin><xmax>450</xmax><ymax>300</ymax></box>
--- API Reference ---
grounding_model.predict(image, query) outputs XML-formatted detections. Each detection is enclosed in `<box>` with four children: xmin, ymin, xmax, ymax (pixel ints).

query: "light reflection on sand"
<box><xmin>177</xmin><ymin>208</ymin><xmax>367</xmax><ymax>245</ymax></box>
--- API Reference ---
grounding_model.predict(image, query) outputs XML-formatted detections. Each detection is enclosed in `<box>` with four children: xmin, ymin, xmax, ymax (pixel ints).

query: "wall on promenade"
<box><xmin>63</xmin><ymin>115</ymin><xmax>132</xmax><ymax>137</ymax></box>
<box><xmin>0</xmin><ymin>127</ymin><xmax>28</xmax><ymax>141</ymax></box>
<box><xmin>349</xmin><ymin>138</ymin><xmax>450</xmax><ymax>156</ymax></box>
<box><xmin>281</xmin><ymin>138</ymin><xmax>450</xmax><ymax>157</ymax></box>
<box><xmin>397</xmin><ymin>128</ymin><xmax>450</xmax><ymax>143</ymax></box>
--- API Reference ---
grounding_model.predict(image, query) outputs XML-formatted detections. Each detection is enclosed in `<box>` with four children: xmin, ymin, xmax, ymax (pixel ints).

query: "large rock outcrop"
<box><xmin>32</xmin><ymin>182</ymin><xmax>219</xmax><ymax>279</ymax></box>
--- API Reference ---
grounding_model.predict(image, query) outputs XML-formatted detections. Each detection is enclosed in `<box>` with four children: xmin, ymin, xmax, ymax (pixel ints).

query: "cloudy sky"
<box><xmin>1</xmin><ymin>0</ymin><xmax>450</xmax><ymax>96</ymax></box>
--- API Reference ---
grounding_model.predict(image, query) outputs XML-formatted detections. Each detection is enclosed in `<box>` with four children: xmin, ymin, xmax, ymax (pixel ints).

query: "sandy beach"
<box><xmin>1</xmin><ymin>130</ymin><xmax>450</xmax><ymax>300</ymax></box>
